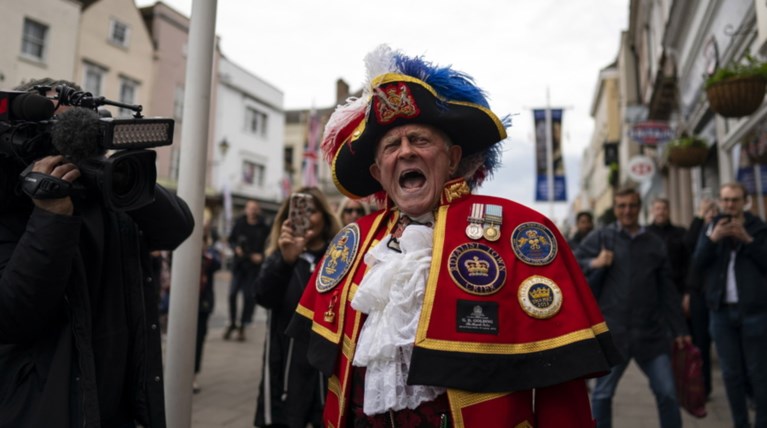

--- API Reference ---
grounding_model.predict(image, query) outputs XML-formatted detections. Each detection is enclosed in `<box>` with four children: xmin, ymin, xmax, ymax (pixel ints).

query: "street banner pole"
<box><xmin>165</xmin><ymin>0</ymin><xmax>218</xmax><ymax>426</ymax></box>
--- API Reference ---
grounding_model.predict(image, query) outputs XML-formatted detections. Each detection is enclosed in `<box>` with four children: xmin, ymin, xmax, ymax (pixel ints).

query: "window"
<box><xmin>174</xmin><ymin>85</ymin><xmax>185</xmax><ymax>121</ymax></box>
<box><xmin>118</xmin><ymin>77</ymin><xmax>139</xmax><ymax>117</ymax></box>
<box><xmin>242</xmin><ymin>160</ymin><xmax>265</xmax><ymax>186</ymax></box>
<box><xmin>83</xmin><ymin>62</ymin><xmax>107</xmax><ymax>96</ymax></box>
<box><xmin>284</xmin><ymin>146</ymin><xmax>294</xmax><ymax>173</ymax></box>
<box><xmin>21</xmin><ymin>18</ymin><xmax>48</xmax><ymax>61</ymax></box>
<box><xmin>244</xmin><ymin>107</ymin><xmax>268</xmax><ymax>136</ymax></box>
<box><xmin>109</xmin><ymin>19</ymin><xmax>130</xmax><ymax>47</ymax></box>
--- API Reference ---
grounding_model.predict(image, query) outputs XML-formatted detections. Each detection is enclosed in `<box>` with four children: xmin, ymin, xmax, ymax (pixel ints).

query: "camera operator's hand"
<box><xmin>29</xmin><ymin>155</ymin><xmax>80</xmax><ymax>216</ymax></box>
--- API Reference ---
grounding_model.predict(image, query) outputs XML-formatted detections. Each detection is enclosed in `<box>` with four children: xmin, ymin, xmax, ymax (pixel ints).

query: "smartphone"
<box><xmin>713</xmin><ymin>213</ymin><xmax>732</xmax><ymax>224</ymax></box>
<box><xmin>288</xmin><ymin>193</ymin><xmax>313</xmax><ymax>237</ymax></box>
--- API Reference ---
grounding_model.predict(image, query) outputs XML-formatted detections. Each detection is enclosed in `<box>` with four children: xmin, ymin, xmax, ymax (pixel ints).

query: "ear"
<box><xmin>369</xmin><ymin>162</ymin><xmax>381</xmax><ymax>183</ymax></box>
<box><xmin>448</xmin><ymin>145</ymin><xmax>462</xmax><ymax>174</ymax></box>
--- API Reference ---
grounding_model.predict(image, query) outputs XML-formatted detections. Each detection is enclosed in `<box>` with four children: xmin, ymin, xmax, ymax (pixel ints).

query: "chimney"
<box><xmin>336</xmin><ymin>79</ymin><xmax>349</xmax><ymax>105</ymax></box>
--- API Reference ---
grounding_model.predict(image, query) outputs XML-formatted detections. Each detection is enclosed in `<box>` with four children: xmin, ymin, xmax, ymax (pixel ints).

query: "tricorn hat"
<box><xmin>321</xmin><ymin>45</ymin><xmax>509</xmax><ymax>200</ymax></box>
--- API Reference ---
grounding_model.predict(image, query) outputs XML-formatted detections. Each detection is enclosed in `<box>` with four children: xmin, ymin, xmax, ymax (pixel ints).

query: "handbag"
<box><xmin>671</xmin><ymin>341</ymin><xmax>708</xmax><ymax>418</ymax></box>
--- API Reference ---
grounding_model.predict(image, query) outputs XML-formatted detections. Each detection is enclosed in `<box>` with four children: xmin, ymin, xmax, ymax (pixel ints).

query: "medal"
<box><xmin>483</xmin><ymin>224</ymin><xmax>500</xmax><ymax>241</ymax></box>
<box><xmin>466</xmin><ymin>203</ymin><xmax>484</xmax><ymax>240</ymax></box>
<box><xmin>466</xmin><ymin>223</ymin><xmax>483</xmax><ymax>239</ymax></box>
<box><xmin>482</xmin><ymin>205</ymin><xmax>503</xmax><ymax>242</ymax></box>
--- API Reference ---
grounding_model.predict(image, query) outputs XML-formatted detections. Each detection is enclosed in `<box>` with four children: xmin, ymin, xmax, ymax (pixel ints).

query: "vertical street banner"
<box><xmin>534</xmin><ymin>109</ymin><xmax>567</xmax><ymax>201</ymax></box>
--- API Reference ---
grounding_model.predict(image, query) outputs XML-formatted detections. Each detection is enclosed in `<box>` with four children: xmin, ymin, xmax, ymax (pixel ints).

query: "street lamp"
<box><xmin>218</xmin><ymin>137</ymin><xmax>230</xmax><ymax>156</ymax></box>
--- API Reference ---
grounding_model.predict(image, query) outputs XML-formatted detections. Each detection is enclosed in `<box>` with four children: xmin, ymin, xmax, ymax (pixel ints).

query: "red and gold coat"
<box><xmin>287</xmin><ymin>179</ymin><xmax>621</xmax><ymax>427</ymax></box>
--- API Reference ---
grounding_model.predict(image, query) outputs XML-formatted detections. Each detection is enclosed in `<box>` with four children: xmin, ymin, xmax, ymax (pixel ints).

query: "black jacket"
<box><xmin>691</xmin><ymin>212</ymin><xmax>767</xmax><ymax>314</ymax></box>
<box><xmin>228</xmin><ymin>215</ymin><xmax>270</xmax><ymax>277</ymax></box>
<box><xmin>0</xmin><ymin>185</ymin><xmax>193</xmax><ymax>428</ymax></box>
<box><xmin>647</xmin><ymin>222</ymin><xmax>689</xmax><ymax>296</ymax></box>
<box><xmin>253</xmin><ymin>248</ymin><xmax>325</xmax><ymax>428</ymax></box>
<box><xmin>575</xmin><ymin>224</ymin><xmax>688</xmax><ymax>361</ymax></box>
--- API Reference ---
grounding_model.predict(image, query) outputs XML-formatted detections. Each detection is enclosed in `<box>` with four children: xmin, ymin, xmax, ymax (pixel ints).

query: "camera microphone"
<box><xmin>50</xmin><ymin>108</ymin><xmax>106</xmax><ymax>162</ymax></box>
<box><xmin>0</xmin><ymin>91</ymin><xmax>55</xmax><ymax>121</ymax></box>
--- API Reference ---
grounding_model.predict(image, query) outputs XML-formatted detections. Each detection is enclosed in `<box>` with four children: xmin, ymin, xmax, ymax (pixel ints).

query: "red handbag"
<box><xmin>671</xmin><ymin>342</ymin><xmax>707</xmax><ymax>418</ymax></box>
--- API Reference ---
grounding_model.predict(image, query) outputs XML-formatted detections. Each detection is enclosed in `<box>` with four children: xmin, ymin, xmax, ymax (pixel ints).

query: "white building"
<box><xmin>214</xmin><ymin>55</ymin><xmax>285</xmax><ymax>219</ymax></box>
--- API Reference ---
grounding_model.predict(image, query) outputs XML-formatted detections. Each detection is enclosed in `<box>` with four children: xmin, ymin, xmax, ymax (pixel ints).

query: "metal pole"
<box><xmin>545</xmin><ymin>87</ymin><xmax>554</xmax><ymax>219</ymax></box>
<box><xmin>165</xmin><ymin>1</ymin><xmax>218</xmax><ymax>426</ymax></box>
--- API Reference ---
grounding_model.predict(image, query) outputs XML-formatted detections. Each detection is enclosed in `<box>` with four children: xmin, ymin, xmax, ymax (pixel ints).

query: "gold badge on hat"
<box><xmin>518</xmin><ymin>275</ymin><xmax>563</xmax><ymax>319</ymax></box>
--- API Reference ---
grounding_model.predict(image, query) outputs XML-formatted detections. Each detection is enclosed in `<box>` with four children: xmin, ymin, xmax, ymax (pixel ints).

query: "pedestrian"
<box><xmin>691</xmin><ymin>182</ymin><xmax>767</xmax><ymax>428</ymax></box>
<box><xmin>575</xmin><ymin>187</ymin><xmax>690</xmax><ymax>428</ymax></box>
<box><xmin>194</xmin><ymin>226</ymin><xmax>222</xmax><ymax>394</ymax></box>
<box><xmin>225</xmin><ymin>199</ymin><xmax>270</xmax><ymax>341</ymax></box>
<box><xmin>568</xmin><ymin>210</ymin><xmax>594</xmax><ymax>250</ymax></box>
<box><xmin>336</xmin><ymin>196</ymin><xmax>370</xmax><ymax>226</ymax></box>
<box><xmin>286</xmin><ymin>45</ymin><xmax>621</xmax><ymax>427</ymax></box>
<box><xmin>647</xmin><ymin>197</ymin><xmax>689</xmax><ymax>298</ymax></box>
<box><xmin>0</xmin><ymin>78</ymin><xmax>194</xmax><ymax>427</ymax></box>
<box><xmin>682</xmin><ymin>197</ymin><xmax>718</xmax><ymax>398</ymax></box>
<box><xmin>253</xmin><ymin>187</ymin><xmax>340</xmax><ymax>428</ymax></box>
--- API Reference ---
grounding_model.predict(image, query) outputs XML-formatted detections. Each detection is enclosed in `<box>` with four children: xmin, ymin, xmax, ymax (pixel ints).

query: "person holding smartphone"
<box><xmin>692</xmin><ymin>182</ymin><xmax>767</xmax><ymax>428</ymax></box>
<box><xmin>252</xmin><ymin>187</ymin><xmax>340</xmax><ymax>428</ymax></box>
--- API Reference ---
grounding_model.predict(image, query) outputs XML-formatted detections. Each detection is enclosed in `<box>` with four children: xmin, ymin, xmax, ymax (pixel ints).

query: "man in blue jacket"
<box><xmin>692</xmin><ymin>182</ymin><xmax>767</xmax><ymax>428</ymax></box>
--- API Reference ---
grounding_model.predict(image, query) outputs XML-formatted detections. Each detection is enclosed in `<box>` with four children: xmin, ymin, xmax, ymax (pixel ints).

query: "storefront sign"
<box><xmin>626</xmin><ymin>155</ymin><xmax>656</xmax><ymax>182</ymax></box>
<box><xmin>628</xmin><ymin>121</ymin><xmax>674</xmax><ymax>146</ymax></box>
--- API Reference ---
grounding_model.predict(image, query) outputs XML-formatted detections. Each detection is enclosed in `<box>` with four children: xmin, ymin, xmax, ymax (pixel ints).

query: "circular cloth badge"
<box><xmin>511</xmin><ymin>222</ymin><xmax>557</xmax><ymax>266</ymax></box>
<box><xmin>316</xmin><ymin>224</ymin><xmax>360</xmax><ymax>293</ymax></box>
<box><xmin>518</xmin><ymin>275</ymin><xmax>563</xmax><ymax>319</ymax></box>
<box><xmin>448</xmin><ymin>243</ymin><xmax>507</xmax><ymax>295</ymax></box>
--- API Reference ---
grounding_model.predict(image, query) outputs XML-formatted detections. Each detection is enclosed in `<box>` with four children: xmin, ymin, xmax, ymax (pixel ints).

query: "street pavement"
<box><xmin>175</xmin><ymin>270</ymin><xmax>746</xmax><ymax>427</ymax></box>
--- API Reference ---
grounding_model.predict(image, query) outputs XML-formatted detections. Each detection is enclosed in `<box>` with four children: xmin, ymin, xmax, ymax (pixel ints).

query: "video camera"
<box><xmin>0</xmin><ymin>84</ymin><xmax>174</xmax><ymax>211</ymax></box>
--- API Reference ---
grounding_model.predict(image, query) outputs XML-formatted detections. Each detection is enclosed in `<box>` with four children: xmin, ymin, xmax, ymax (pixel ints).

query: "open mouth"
<box><xmin>399</xmin><ymin>169</ymin><xmax>426</xmax><ymax>190</ymax></box>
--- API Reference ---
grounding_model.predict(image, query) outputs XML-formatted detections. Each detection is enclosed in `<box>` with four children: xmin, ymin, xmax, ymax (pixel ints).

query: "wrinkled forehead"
<box><xmin>377</xmin><ymin>123</ymin><xmax>448</xmax><ymax>147</ymax></box>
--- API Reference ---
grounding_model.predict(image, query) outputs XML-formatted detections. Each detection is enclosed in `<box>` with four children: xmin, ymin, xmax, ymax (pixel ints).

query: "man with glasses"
<box><xmin>576</xmin><ymin>187</ymin><xmax>690</xmax><ymax>428</ymax></box>
<box><xmin>692</xmin><ymin>182</ymin><xmax>767</xmax><ymax>428</ymax></box>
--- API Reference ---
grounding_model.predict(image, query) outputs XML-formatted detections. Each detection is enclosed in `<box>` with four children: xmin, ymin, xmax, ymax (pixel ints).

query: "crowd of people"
<box><xmin>2</xmin><ymin>47</ymin><xmax>766</xmax><ymax>428</ymax></box>
<box><xmin>571</xmin><ymin>184</ymin><xmax>766</xmax><ymax>428</ymax></box>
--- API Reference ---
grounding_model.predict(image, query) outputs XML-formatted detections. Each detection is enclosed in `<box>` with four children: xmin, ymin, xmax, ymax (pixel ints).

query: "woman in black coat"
<box><xmin>253</xmin><ymin>187</ymin><xmax>340</xmax><ymax>428</ymax></box>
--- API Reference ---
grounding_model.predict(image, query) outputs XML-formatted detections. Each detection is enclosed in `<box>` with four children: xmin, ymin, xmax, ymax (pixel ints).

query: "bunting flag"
<box><xmin>302</xmin><ymin>109</ymin><xmax>321</xmax><ymax>188</ymax></box>
<box><xmin>533</xmin><ymin>109</ymin><xmax>567</xmax><ymax>202</ymax></box>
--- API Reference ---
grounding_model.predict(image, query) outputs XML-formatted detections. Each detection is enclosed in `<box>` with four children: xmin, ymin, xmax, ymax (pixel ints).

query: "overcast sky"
<box><xmin>136</xmin><ymin>0</ymin><xmax>630</xmax><ymax>225</ymax></box>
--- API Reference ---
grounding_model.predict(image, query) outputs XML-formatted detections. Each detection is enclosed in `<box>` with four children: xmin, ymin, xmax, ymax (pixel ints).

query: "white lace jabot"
<box><xmin>351</xmin><ymin>223</ymin><xmax>445</xmax><ymax>415</ymax></box>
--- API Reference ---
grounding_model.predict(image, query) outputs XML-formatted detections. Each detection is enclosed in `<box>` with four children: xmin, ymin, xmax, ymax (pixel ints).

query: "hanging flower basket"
<box><xmin>705</xmin><ymin>76</ymin><xmax>767</xmax><ymax>118</ymax></box>
<box><xmin>667</xmin><ymin>136</ymin><xmax>709</xmax><ymax>168</ymax></box>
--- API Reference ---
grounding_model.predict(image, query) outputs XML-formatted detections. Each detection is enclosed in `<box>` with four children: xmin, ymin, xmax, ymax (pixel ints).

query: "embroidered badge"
<box><xmin>373</xmin><ymin>83</ymin><xmax>420</xmax><ymax>125</ymax></box>
<box><xmin>518</xmin><ymin>275</ymin><xmax>563</xmax><ymax>319</ymax></box>
<box><xmin>316</xmin><ymin>224</ymin><xmax>360</xmax><ymax>293</ymax></box>
<box><xmin>448</xmin><ymin>243</ymin><xmax>507</xmax><ymax>295</ymax></box>
<box><xmin>511</xmin><ymin>222</ymin><xmax>557</xmax><ymax>266</ymax></box>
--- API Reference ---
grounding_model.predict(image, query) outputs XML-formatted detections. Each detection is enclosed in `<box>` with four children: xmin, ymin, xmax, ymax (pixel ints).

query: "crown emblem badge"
<box><xmin>373</xmin><ymin>83</ymin><xmax>420</xmax><ymax>125</ymax></box>
<box><xmin>316</xmin><ymin>224</ymin><xmax>360</xmax><ymax>293</ymax></box>
<box><xmin>511</xmin><ymin>222</ymin><xmax>557</xmax><ymax>266</ymax></box>
<box><xmin>464</xmin><ymin>256</ymin><xmax>490</xmax><ymax>276</ymax></box>
<box><xmin>518</xmin><ymin>275</ymin><xmax>562</xmax><ymax>319</ymax></box>
<box><xmin>448</xmin><ymin>243</ymin><xmax>506</xmax><ymax>295</ymax></box>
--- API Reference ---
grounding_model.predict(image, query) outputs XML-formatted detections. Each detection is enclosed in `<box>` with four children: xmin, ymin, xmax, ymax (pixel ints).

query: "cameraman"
<box><xmin>0</xmin><ymin>79</ymin><xmax>194</xmax><ymax>427</ymax></box>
